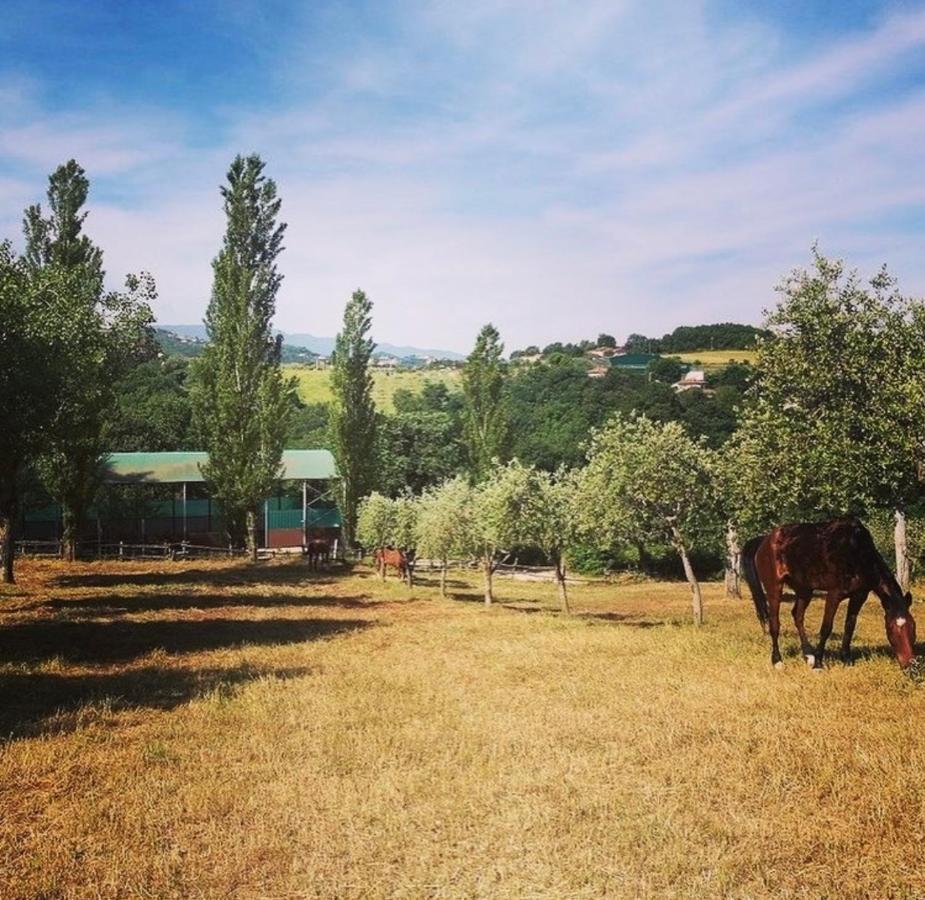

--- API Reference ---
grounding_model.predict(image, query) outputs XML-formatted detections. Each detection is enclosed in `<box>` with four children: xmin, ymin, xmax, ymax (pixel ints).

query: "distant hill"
<box><xmin>158</xmin><ymin>324</ymin><xmax>465</xmax><ymax>361</ymax></box>
<box><xmin>624</xmin><ymin>323</ymin><xmax>769</xmax><ymax>354</ymax></box>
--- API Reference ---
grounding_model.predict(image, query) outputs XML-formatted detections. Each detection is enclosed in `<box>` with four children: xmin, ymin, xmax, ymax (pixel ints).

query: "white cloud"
<box><xmin>2</xmin><ymin>1</ymin><xmax>925</xmax><ymax>351</ymax></box>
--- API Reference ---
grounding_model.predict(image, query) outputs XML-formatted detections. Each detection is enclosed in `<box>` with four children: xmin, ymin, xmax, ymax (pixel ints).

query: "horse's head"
<box><xmin>885</xmin><ymin>591</ymin><xmax>917</xmax><ymax>669</ymax></box>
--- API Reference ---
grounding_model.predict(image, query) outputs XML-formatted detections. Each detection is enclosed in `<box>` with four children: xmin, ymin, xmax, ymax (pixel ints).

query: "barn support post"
<box><xmin>182</xmin><ymin>482</ymin><xmax>188</xmax><ymax>542</ymax></box>
<box><xmin>302</xmin><ymin>480</ymin><xmax>307</xmax><ymax>549</ymax></box>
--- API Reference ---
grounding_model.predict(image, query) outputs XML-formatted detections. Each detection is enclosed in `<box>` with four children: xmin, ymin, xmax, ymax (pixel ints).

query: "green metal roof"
<box><xmin>609</xmin><ymin>353</ymin><xmax>659</xmax><ymax>369</ymax></box>
<box><xmin>102</xmin><ymin>450</ymin><xmax>339</xmax><ymax>485</ymax></box>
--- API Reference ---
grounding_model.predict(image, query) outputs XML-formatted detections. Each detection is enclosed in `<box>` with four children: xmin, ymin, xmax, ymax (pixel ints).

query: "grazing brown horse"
<box><xmin>305</xmin><ymin>539</ymin><xmax>331</xmax><ymax>571</ymax></box>
<box><xmin>374</xmin><ymin>547</ymin><xmax>408</xmax><ymax>580</ymax></box>
<box><xmin>742</xmin><ymin>518</ymin><xmax>916</xmax><ymax>670</ymax></box>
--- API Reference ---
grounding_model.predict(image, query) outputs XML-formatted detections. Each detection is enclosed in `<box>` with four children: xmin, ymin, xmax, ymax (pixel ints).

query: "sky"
<box><xmin>2</xmin><ymin>0</ymin><xmax>925</xmax><ymax>353</ymax></box>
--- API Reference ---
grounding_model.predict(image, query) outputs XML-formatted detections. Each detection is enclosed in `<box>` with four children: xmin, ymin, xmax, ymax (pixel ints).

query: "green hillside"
<box><xmin>286</xmin><ymin>365</ymin><xmax>461</xmax><ymax>412</ymax></box>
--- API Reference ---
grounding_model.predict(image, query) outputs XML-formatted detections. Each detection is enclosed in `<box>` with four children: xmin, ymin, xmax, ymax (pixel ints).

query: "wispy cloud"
<box><xmin>1</xmin><ymin>1</ymin><xmax>924</xmax><ymax>350</ymax></box>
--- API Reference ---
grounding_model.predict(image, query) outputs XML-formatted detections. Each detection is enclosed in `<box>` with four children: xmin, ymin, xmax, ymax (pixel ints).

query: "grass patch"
<box><xmin>285</xmin><ymin>365</ymin><xmax>461</xmax><ymax>412</ymax></box>
<box><xmin>1</xmin><ymin>558</ymin><xmax>924</xmax><ymax>897</ymax></box>
<box><xmin>673</xmin><ymin>349</ymin><xmax>758</xmax><ymax>368</ymax></box>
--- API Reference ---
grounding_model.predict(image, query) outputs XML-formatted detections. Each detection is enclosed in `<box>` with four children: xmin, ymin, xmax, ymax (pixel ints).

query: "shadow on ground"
<box><xmin>39</xmin><ymin>592</ymin><xmax>380</xmax><ymax>614</ymax></box>
<box><xmin>0</xmin><ymin>616</ymin><xmax>371</xmax><ymax>666</ymax></box>
<box><xmin>51</xmin><ymin>563</ymin><xmax>347</xmax><ymax>590</ymax></box>
<box><xmin>0</xmin><ymin>662</ymin><xmax>316</xmax><ymax>743</ymax></box>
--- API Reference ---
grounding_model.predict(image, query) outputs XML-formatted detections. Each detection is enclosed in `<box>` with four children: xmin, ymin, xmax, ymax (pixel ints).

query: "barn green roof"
<box><xmin>102</xmin><ymin>450</ymin><xmax>338</xmax><ymax>485</ymax></box>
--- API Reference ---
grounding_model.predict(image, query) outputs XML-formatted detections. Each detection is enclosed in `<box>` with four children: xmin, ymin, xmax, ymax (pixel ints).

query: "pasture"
<box><xmin>286</xmin><ymin>365</ymin><xmax>461</xmax><ymax>411</ymax></box>
<box><xmin>673</xmin><ymin>349</ymin><xmax>758</xmax><ymax>368</ymax></box>
<box><xmin>2</xmin><ymin>559</ymin><xmax>925</xmax><ymax>898</ymax></box>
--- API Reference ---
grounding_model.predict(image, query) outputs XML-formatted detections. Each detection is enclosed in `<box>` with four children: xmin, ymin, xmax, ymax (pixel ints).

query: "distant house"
<box><xmin>373</xmin><ymin>355</ymin><xmax>401</xmax><ymax>369</ymax></box>
<box><xmin>515</xmin><ymin>353</ymin><xmax>543</xmax><ymax>364</ymax></box>
<box><xmin>588</xmin><ymin>365</ymin><xmax>610</xmax><ymax>379</ymax></box>
<box><xmin>587</xmin><ymin>346</ymin><xmax>617</xmax><ymax>359</ymax></box>
<box><xmin>672</xmin><ymin>369</ymin><xmax>706</xmax><ymax>392</ymax></box>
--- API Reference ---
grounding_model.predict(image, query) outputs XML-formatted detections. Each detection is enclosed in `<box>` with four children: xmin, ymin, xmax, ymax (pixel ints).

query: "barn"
<box><xmin>21</xmin><ymin>449</ymin><xmax>341</xmax><ymax>554</ymax></box>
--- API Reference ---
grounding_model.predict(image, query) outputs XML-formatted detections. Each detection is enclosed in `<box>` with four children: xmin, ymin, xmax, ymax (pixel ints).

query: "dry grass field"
<box><xmin>285</xmin><ymin>366</ymin><xmax>461</xmax><ymax>411</ymax></box>
<box><xmin>2</xmin><ymin>558</ymin><xmax>925</xmax><ymax>898</ymax></box>
<box><xmin>673</xmin><ymin>349</ymin><xmax>758</xmax><ymax>368</ymax></box>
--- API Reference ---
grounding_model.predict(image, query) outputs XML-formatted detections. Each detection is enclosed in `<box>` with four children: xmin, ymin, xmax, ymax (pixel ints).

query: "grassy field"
<box><xmin>2</xmin><ymin>559</ymin><xmax>925</xmax><ymax>898</ymax></box>
<box><xmin>286</xmin><ymin>365</ymin><xmax>461</xmax><ymax>411</ymax></box>
<box><xmin>673</xmin><ymin>349</ymin><xmax>758</xmax><ymax>368</ymax></box>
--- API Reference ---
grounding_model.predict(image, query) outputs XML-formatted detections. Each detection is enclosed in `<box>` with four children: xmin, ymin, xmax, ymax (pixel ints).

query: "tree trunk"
<box><xmin>0</xmin><ymin>476</ymin><xmax>17</xmax><ymax>584</ymax></box>
<box><xmin>0</xmin><ymin>513</ymin><xmax>14</xmax><ymax>585</ymax></box>
<box><xmin>406</xmin><ymin>554</ymin><xmax>414</xmax><ymax>588</ymax></box>
<box><xmin>672</xmin><ymin>527</ymin><xmax>703</xmax><ymax>626</ymax></box>
<box><xmin>483</xmin><ymin>554</ymin><xmax>494</xmax><ymax>605</ymax></box>
<box><xmin>555</xmin><ymin>554</ymin><xmax>570</xmax><ymax>615</ymax></box>
<box><xmin>61</xmin><ymin>504</ymin><xmax>78</xmax><ymax>563</ymax></box>
<box><xmin>635</xmin><ymin>541</ymin><xmax>650</xmax><ymax>574</ymax></box>
<box><xmin>246</xmin><ymin>508</ymin><xmax>258</xmax><ymax>564</ymax></box>
<box><xmin>440</xmin><ymin>560</ymin><xmax>447</xmax><ymax>597</ymax></box>
<box><xmin>895</xmin><ymin>508</ymin><xmax>910</xmax><ymax>593</ymax></box>
<box><xmin>724</xmin><ymin>521</ymin><xmax>742</xmax><ymax>599</ymax></box>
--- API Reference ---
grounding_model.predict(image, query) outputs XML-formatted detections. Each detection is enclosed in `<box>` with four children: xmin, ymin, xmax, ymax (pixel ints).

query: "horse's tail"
<box><xmin>741</xmin><ymin>534</ymin><xmax>769</xmax><ymax>629</ymax></box>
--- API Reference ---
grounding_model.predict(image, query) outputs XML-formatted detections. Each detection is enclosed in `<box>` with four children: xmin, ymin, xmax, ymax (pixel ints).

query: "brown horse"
<box><xmin>374</xmin><ymin>547</ymin><xmax>408</xmax><ymax>580</ymax></box>
<box><xmin>304</xmin><ymin>539</ymin><xmax>331</xmax><ymax>571</ymax></box>
<box><xmin>742</xmin><ymin>518</ymin><xmax>916</xmax><ymax>670</ymax></box>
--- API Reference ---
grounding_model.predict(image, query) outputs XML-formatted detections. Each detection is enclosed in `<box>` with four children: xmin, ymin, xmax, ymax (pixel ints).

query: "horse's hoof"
<box><xmin>805</xmin><ymin>654</ymin><xmax>815</xmax><ymax>668</ymax></box>
<box><xmin>773</xmin><ymin>661</ymin><xmax>784</xmax><ymax>670</ymax></box>
<box><xmin>812</xmin><ymin>662</ymin><xmax>825</xmax><ymax>672</ymax></box>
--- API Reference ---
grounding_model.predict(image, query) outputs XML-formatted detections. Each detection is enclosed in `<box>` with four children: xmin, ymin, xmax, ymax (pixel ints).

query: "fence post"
<box><xmin>119</xmin><ymin>540</ymin><xmax>124</xmax><ymax>560</ymax></box>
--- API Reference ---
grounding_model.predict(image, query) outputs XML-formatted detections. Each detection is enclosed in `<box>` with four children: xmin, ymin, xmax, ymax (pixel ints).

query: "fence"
<box><xmin>15</xmin><ymin>540</ymin><xmax>249</xmax><ymax>561</ymax></box>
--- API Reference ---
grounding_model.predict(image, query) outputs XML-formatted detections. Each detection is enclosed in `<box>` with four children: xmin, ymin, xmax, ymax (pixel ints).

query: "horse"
<box><xmin>741</xmin><ymin>517</ymin><xmax>916</xmax><ymax>670</ymax></box>
<box><xmin>374</xmin><ymin>547</ymin><xmax>408</xmax><ymax>581</ymax></box>
<box><xmin>304</xmin><ymin>538</ymin><xmax>331</xmax><ymax>571</ymax></box>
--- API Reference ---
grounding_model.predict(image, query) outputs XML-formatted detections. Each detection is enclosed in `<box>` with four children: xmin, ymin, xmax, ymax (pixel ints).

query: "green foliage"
<box><xmin>287</xmin><ymin>401</ymin><xmax>331</xmax><ymax>450</ymax></box>
<box><xmin>190</xmin><ymin>154</ymin><xmax>295</xmax><ymax>557</ymax></box>
<box><xmin>728</xmin><ymin>250</ymin><xmax>925</xmax><ymax>534</ymax></box>
<box><xmin>462</xmin><ymin>324</ymin><xmax>509</xmax><ymax>480</ymax></box>
<box><xmin>356</xmin><ymin>492</ymin><xmax>396</xmax><ymax>550</ymax></box>
<box><xmin>625</xmin><ymin>323</ymin><xmax>769</xmax><ymax>354</ymax></box>
<box><xmin>329</xmin><ymin>289</ymin><xmax>377</xmax><ymax>544</ymax></box>
<box><xmin>577</xmin><ymin>414</ymin><xmax>720</xmax><ymax>554</ymax></box>
<box><xmin>375</xmin><ymin>411</ymin><xmax>463</xmax><ymax>496</ymax></box>
<box><xmin>108</xmin><ymin>358</ymin><xmax>195</xmax><ymax>451</ymax></box>
<box><xmin>23</xmin><ymin>161</ymin><xmax>156</xmax><ymax>561</ymax></box>
<box><xmin>416</xmin><ymin>476</ymin><xmax>476</xmax><ymax>564</ymax></box>
<box><xmin>648</xmin><ymin>356</ymin><xmax>685</xmax><ymax>384</ymax></box>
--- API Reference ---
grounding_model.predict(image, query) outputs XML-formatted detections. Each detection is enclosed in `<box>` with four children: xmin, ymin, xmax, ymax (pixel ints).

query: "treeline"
<box><xmin>625</xmin><ymin>323</ymin><xmax>769</xmax><ymax>353</ymax></box>
<box><xmin>357</xmin><ymin>251</ymin><xmax>925</xmax><ymax>606</ymax></box>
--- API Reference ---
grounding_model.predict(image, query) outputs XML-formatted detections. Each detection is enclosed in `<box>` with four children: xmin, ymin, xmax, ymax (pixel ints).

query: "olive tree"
<box><xmin>526</xmin><ymin>467</ymin><xmax>581</xmax><ymax>614</ymax></box>
<box><xmin>732</xmin><ymin>250</ymin><xmax>925</xmax><ymax>590</ymax></box>
<box><xmin>577</xmin><ymin>415</ymin><xmax>721</xmax><ymax>625</ymax></box>
<box><xmin>471</xmin><ymin>460</ymin><xmax>536</xmax><ymax>605</ymax></box>
<box><xmin>357</xmin><ymin>491</ymin><xmax>395</xmax><ymax>578</ymax></box>
<box><xmin>416</xmin><ymin>476</ymin><xmax>475</xmax><ymax>597</ymax></box>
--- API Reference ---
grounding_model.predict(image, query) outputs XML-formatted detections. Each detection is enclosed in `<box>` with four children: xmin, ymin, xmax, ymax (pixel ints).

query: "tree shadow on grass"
<box><xmin>51</xmin><ymin>563</ymin><xmax>343</xmax><ymax>590</ymax></box>
<box><xmin>0</xmin><ymin>616</ymin><xmax>371</xmax><ymax>666</ymax></box>
<box><xmin>38</xmin><ymin>592</ymin><xmax>381</xmax><ymax>614</ymax></box>
<box><xmin>0</xmin><ymin>662</ymin><xmax>315</xmax><ymax>743</ymax></box>
<box><xmin>579</xmin><ymin>611</ymin><xmax>670</xmax><ymax>628</ymax></box>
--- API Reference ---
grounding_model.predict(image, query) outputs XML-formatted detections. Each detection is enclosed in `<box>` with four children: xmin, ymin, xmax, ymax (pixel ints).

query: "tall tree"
<box><xmin>191</xmin><ymin>154</ymin><xmax>294</xmax><ymax>562</ymax></box>
<box><xmin>24</xmin><ymin>160</ymin><xmax>154</xmax><ymax>562</ymax></box>
<box><xmin>329</xmin><ymin>289</ymin><xmax>377</xmax><ymax>545</ymax></box>
<box><xmin>462</xmin><ymin>324</ymin><xmax>508</xmax><ymax>480</ymax></box>
<box><xmin>729</xmin><ymin>251</ymin><xmax>925</xmax><ymax>588</ymax></box>
<box><xmin>0</xmin><ymin>245</ymin><xmax>72</xmax><ymax>581</ymax></box>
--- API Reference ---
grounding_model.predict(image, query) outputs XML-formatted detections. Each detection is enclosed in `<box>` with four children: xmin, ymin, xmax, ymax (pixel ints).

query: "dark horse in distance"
<box><xmin>741</xmin><ymin>518</ymin><xmax>916</xmax><ymax>670</ymax></box>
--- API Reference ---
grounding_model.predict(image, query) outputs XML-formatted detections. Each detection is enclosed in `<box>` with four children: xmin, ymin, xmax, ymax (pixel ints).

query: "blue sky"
<box><xmin>2</xmin><ymin>1</ymin><xmax>925</xmax><ymax>352</ymax></box>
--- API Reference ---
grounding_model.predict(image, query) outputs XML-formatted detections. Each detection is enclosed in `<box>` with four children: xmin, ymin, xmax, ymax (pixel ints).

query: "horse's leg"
<box><xmin>840</xmin><ymin>590</ymin><xmax>867</xmax><ymax>665</ymax></box>
<box><xmin>791</xmin><ymin>590</ymin><xmax>815</xmax><ymax>666</ymax></box>
<box><xmin>768</xmin><ymin>579</ymin><xmax>784</xmax><ymax>668</ymax></box>
<box><xmin>813</xmin><ymin>591</ymin><xmax>844</xmax><ymax>669</ymax></box>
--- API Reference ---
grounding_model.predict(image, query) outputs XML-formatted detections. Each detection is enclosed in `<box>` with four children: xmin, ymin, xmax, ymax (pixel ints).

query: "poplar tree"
<box><xmin>24</xmin><ymin>160</ymin><xmax>154</xmax><ymax>562</ymax></box>
<box><xmin>329</xmin><ymin>290</ymin><xmax>377</xmax><ymax>546</ymax></box>
<box><xmin>462</xmin><ymin>324</ymin><xmax>508</xmax><ymax>481</ymax></box>
<box><xmin>191</xmin><ymin>154</ymin><xmax>294</xmax><ymax>562</ymax></box>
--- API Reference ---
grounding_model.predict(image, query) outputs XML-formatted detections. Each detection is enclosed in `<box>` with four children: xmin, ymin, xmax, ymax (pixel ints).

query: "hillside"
<box><xmin>286</xmin><ymin>365</ymin><xmax>462</xmax><ymax>412</ymax></box>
